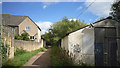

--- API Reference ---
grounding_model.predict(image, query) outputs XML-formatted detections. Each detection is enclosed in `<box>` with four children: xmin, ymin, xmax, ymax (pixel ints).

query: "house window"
<box><xmin>30</xmin><ymin>36</ymin><xmax>34</xmax><ymax>40</ymax></box>
<box><xmin>25</xmin><ymin>26</ymin><xmax>31</xmax><ymax>30</ymax></box>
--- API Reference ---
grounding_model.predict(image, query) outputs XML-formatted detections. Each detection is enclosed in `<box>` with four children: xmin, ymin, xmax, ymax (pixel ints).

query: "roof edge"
<box><xmin>61</xmin><ymin>16</ymin><xmax>118</xmax><ymax>39</ymax></box>
<box><xmin>26</xmin><ymin>16</ymin><xmax>41</xmax><ymax>31</ymax></box>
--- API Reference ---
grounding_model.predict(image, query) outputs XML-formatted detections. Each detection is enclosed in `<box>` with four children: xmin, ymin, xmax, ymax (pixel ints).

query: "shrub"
<box><xmin>14</xmin><ymin>48</ymin><xmax>28</xmax><ymax>56</ymax></box>
<box><xmin>50</xmin><ymin>46</ymin><xmax>73</xmax><ymax>67</ymax></box>
<box><xmin>15</xmin><ymin>34</ymin><xmax>21</xmax><ymax>40</ymax></box>
<box><xmin>14</xmin><ymin>33</ymin><xmax>30</xmax><ymax>41</ymax></box>
<box><xmin>45</xmin><ymin>46</ymin><xmax>48</xmax><ymax>49</ymax></box>
<box><xmin>21</xmin><ymin>33</ymin><xmax>30</xmax><ymax>41</ymax></box>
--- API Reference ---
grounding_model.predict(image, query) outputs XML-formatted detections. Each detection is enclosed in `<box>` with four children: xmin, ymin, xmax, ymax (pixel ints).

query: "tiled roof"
<box><xmin>2</xmin><ymin>14</ymin><xmax>41</xmax><ymax>31</ymax></box>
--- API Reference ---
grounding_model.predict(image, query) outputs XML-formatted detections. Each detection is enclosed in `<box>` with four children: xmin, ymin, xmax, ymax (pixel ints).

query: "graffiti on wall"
<box><xmin>70</xmin><ymin>43</ymin><xmax>81</xmax><ymax>53</ymax></box>
<box><xmin>73</xmin><ymin>44</ymin><xmax>81</xmax><ymax>53</ymax></box>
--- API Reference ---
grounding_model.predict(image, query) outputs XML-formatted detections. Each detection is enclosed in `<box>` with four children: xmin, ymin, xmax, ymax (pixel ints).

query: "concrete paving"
<box><xmin>21</xmin><ymin>48</ymin><xmax>51</xmax><ymax>68</ymax></box>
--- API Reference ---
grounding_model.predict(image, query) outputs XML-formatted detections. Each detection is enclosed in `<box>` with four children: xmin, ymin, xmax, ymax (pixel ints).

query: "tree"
<box><xmin>42</xmin><ymin>16</ymin><xmax>87</xmax><ymax>46</ymax></box>
<box><xmin>110</xmin><ymin>1</ymin><xmax>120</xmax><ymax>22</ymax></box>
<box><xmin>42</xmin><ymin>32</ymin><xmax>54</xmax><ymax>45</ymax></box>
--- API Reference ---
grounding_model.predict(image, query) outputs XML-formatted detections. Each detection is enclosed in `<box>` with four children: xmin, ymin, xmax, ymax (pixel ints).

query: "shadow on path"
<box><xmin>21</xmin><ymin>48</ymin><xmax>51</xmax><ymax>68</ymax></box>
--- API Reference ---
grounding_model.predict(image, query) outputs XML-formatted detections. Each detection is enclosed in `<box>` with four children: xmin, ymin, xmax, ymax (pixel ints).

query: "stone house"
<box><xmin>61</xmin><ymin>17</ymin><xmax>120</xmax><ymax>66</ymax></box>
<box><xmin>2</xmin><ymin>14</ymin><xmax>41</xmax><ymax>42</ymax></box>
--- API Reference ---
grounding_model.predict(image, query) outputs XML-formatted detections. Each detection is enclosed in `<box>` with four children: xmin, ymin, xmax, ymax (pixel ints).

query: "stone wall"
<box><xmin>2</xmin><ymin>26</ymin><xmax>15</xmax><ymax>58</ymax></box>
<box><xmin>14</xmin><ymin>39</ymin><xmax>43</xmax><ymax>51</ymax></box>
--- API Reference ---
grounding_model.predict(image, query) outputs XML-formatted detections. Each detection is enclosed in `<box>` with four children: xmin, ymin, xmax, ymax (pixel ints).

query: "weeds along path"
<box><xmin>21</xmin><ymin>48</ymin><xmax>51</xmax><ymax>68</ymax></box>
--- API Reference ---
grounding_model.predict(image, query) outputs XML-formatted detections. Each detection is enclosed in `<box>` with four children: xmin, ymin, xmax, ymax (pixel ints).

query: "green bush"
<box><xmin>50</xmin><ymin>46</ymin><xmax>73</xmax><ymax>67</ymax></box>
<box><xmin>14</xmin><ymin>48</ymin><xmax>28</xmax><ymax>56</ymax></box>
<box><xmin>14</xmin><ymin>33</ymin><xmax>30</xmax><ymax>41</ymax></box>
<box><xmin>21</xmin><ymin>33</ymin><xmax>30</xmax><ymax>41</ymax></box>
<box><xmin>15</xmin><ymin>34</ymin><xmax>21</xmax><ymax>40</ymax></box>
<box><xmin>45</xmin><ymin>46</ymin><xmax>48</xmax><ymax>49</ymax></box>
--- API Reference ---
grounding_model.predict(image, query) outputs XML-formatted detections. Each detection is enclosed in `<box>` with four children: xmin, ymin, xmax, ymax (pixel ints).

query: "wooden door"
<box><xmin>95</xmin><ymin>27</ymin><xmax>117</xmax><ymax>66</ymax></box>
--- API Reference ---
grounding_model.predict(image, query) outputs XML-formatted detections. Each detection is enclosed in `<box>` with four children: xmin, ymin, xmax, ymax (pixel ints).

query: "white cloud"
<box><xmin>42</xmin><ymin>2</ymin><xmax>57</xmax><ymax>9</ymax></box>
<box><xmin>77</xmin><ymin>6</ymin><xmax>82</xmax><ymax>10</ymax></box>
<box><xmin>43</xmin><ymin>5</ymin><xmax>47</xmax><ymax>9</ymax></box>
<box><xmin>69</xmin><ymin>18</ymin><xmax>79</xmax><ymax>21</ymax></box>
<box><xmin>89</xmin><ymin>19</ymin><xmax>92</xmax><ymax>21</ymax></box>
<box><xmin>84</xmin><ymin>0</ymin><xmax>115</xmax><ymax>18</ymax></box>
<box><xmin>36</xmin><ymin>21</ymin><xmax>53</xmax><ymax>35</ymax></box>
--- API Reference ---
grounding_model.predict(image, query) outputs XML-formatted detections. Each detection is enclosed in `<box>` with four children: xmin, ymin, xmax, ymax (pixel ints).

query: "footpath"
<box><xmin>21</xmin><ymin>48</ymin><xmax>51</xmax><ymax>68</ymax></box>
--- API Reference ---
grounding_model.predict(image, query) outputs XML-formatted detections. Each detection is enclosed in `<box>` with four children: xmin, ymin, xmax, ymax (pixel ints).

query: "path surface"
<box><xmin>21</xmin><ymin>48</ymin><xmax>51</xmax><ymax>68</ymax></box>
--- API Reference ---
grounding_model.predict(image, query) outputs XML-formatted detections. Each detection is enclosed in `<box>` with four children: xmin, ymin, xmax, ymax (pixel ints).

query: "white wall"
<box><xmin>37</xmin><ymin>28</ymin><xmax>41</xmax><ymax>42</ymax></box>
<box><xmin>68</xmin><ymin>28</ymin><xmax>84</xmax><ymax>57</ymax></box>
<box><xmin>61</xmin><ymin>19</ymin><xmax>119</xmax><ymax>66</ymax></box>
<box><xmin>81</xmin><ymin>28</ymin><xmax>94</xmax><ymax>65</ymax></box>
<box><xmin>61</xmin><ymin>36</ymin><xmax>69</xmax><ymax>52</ymax></box>
<box><xmin>61</xmin><ymin>26</ymin><xmax>95</xmax><ymax>65</ymax></box>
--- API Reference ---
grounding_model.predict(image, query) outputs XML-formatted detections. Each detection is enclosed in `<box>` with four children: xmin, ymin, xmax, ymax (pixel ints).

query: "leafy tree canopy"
<box><xmin>110</xmin><ymin>1</ymin><xmax>120</xmax><ymax>22</ymax></box>
<box><xmin>42</xmin><ymin>16</ymin><xmax>87</xmax><ymax>46</ymax></box>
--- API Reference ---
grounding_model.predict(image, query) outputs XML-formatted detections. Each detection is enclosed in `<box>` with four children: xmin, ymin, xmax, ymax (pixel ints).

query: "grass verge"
<box><xmin>2</xmin><ymin>47</ymin><xmax>46</xmax><ymax>68</ymax></box>
<box><xmin>50</xmin><ymin>46</ymin><xmax>73</xmax><ymax>68</ymax></box>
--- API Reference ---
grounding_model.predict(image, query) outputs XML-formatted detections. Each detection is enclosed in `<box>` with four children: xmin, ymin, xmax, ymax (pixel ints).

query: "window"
<box><xmin>25</xmin><ymin>26</ymin><xmax>31</xmax><ymax>30</ymax></box>
<box><xmin>30</xmin><ymin>36</ymin><xmax>34</xmax><ymax>40</ymax></box>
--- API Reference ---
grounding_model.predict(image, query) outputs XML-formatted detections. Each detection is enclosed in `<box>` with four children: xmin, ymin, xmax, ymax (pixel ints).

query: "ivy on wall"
<box><xmin>1</xmin><ymin>43</ymin><xmax>10</xmax><ymax>60</ymax></box>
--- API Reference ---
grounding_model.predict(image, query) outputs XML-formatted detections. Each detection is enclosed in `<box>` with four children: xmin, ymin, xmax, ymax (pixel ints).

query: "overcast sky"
<box><xmin>2</xmin><ymin>0</ymin><xmax>115</xmax><ymax>34</ymax></box>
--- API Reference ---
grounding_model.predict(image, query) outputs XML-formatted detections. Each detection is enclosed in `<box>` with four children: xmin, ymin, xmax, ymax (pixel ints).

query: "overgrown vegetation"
<box><xmin>42</xmin><ymin>16</ymin><xmax>87</xmax><ymax>46</ymax></box>
<box><xmin>2</xmin><ymin>43</ymin><xmax>10</xmax><ymax>60</ymax></box>
<box><xmin>42</xmin><ymin>16</ymin><xmax>87</xmax><ymax>67</ymax></box>
<box><xmin>110</xmin><ymin>1</ymin><xmax>120</xmax><ymax>22</ymax></box>
<box><xmin>45</xmin><ymin>46</ymin><xmax>48</xmax><ymax>49</ymax></box>
<box><xmin>50</xmin><ymin>46</ymin><xmax>74</xmax><ymax>67</ymax></box>
<box><xmin>14</xmin><ymin>48</ymin><xmax>27</xmax><ymax>56</ymax></box>
<box><xmin>15</xmin><ymin>33</ymin><xmax>30</xmax><ymax>41</ymax></box>
<box><xmin>2</xmin><ymin>48</ymin><xmax>46</xmax><ymax>68</ymax></box>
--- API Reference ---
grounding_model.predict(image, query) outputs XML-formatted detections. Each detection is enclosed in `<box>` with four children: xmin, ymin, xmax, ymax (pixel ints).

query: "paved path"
<box><xmin>21</xmin><ymin>48</ymin><xmax>51</xmax><ymax>68</ymax></box>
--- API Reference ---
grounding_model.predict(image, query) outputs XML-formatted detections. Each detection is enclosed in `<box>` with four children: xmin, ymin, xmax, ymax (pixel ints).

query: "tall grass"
<box><xmin>2</xmin><ymin>48</ymin><xmax>46</xmax><ymax>68</ymax></box>
<box><xmin>50</xmin><ymin>46</ymin><xmax>73</xmax><ymax>68</ymax></box>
